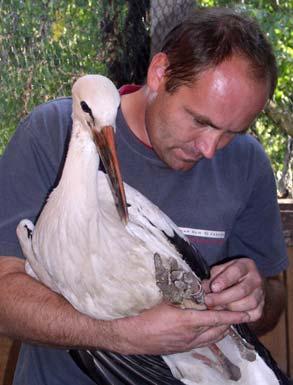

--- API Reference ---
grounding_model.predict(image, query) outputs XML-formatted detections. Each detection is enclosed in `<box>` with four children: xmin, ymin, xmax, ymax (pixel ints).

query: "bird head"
<box><xmin>72</xmin><ymin>74</ymin><xmax>120</xmax><ymax>131</ymax></box>
<box><xmin>72</xmin><ymin>74</ymin><xmax>128</xmax><ymax>224</ymax></box>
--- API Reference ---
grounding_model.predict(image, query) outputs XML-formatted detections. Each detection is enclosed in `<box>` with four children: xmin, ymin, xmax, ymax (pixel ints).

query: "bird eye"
<box><xmin>80</xmin><ymin>101</ymin><xmax>92</xmax><ymax>114</ymax></box>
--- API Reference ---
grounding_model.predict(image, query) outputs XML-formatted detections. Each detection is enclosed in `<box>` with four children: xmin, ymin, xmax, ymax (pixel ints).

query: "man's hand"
<box><xmin>112</xmin><ymin>301</ymin><xmax>250</xmax><ymax>355</ymax></box>
<box><xmin>202</xmin><ymin>258</ymin><xmax>264</xmax><ymax>322</ymax></box>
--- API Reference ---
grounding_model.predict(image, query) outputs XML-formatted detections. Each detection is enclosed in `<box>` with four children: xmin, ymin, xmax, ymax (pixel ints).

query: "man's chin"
<box><xmin>170</xmin><ymin>157</ymin><xmax>202</xmax><ymax>171</ymax></box>
<box><xmin>157</xmin><ymin>149</ymin><xmax>203</xmax><ymax>171</ymax></box>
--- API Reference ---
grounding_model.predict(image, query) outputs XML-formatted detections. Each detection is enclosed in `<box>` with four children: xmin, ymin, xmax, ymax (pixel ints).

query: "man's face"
<box><xmin>144</xmin><ymin>56</ymin><xmax>269</xmax><ymax>171</ymax></box>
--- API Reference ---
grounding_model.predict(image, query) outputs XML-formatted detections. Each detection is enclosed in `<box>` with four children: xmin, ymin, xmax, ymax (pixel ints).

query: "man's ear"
<box><xmin>146</xmin><ymin>52</ymin><xmax>169</xmax><ymax>92</ymax></box>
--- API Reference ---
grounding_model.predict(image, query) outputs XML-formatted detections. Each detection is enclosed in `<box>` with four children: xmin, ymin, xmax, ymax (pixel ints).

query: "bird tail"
<box><xmin>70</xmin><ymin>349</ymin><xmax>183</xmax><ymax>385</ymax></box>
<box><xmin>16</xmin><ymin>219</ymin><xmax>38</xmax><ymax>279</ymax></box>
<box><xmin>16</xmin><ymin>219</ymin><xmax>34</xmax><ymax>256</ymax></box>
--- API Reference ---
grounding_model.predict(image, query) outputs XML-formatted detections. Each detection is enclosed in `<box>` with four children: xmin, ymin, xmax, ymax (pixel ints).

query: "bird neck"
<box><xmin>56</xmin><ymin>119</ymin><xmax>100</xmax><ymax>208</ymax></box>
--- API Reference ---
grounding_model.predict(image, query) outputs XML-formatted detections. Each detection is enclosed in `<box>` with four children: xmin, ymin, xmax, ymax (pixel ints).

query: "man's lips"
<box><xmin>176</xmin><ymin>147</ymin><xmax>203</xmax><ymax>162</ymax></box>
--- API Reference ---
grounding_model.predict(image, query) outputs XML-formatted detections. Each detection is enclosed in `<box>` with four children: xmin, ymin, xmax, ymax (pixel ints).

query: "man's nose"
<box><xmin>196</xmin><ymin>129</ymin><xmax>222</xmax><ymax>159</ymax></box>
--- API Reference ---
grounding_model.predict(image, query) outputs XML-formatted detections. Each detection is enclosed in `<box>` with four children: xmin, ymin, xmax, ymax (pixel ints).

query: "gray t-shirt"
<box><xmin>0</xmin><ymin>97</ymin><xmax>288</xmax><ymax>384</ymax></box>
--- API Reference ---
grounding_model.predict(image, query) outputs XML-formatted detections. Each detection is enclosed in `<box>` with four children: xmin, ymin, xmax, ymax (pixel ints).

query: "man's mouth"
<box><xmin>179</xmin><ymin>147</ymin><xmax>203</xmax><ymax>162</ymax></box>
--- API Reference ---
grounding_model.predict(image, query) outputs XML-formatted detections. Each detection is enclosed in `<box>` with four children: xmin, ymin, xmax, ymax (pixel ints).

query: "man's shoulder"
<box><xmin>19</xmin><ymin>97</ymin><xmax>73</xmax><ymax>147</ymax></box>
<box><xmin>210</xmin><ymin>133</ymin><xmax>273</xmax><ymax>190</ymax></box>
<box><xmin>27</xmin><ymin>97</ymin><xmax>72</xmax><ymax>127</ymax></box>
<box><xmin>5</xmin><ymin>97</ymin><xmax>74</xmax><ymax>172</ymax></box>
<box><xmin>222</xmin><ymin>133</ymin><xmax>270</xmax><ymax>166</ymax></box>
<box><xmin>229</xmin><ymin>133</ymin><xmax>266</xmax><ymax>154</ymax></box>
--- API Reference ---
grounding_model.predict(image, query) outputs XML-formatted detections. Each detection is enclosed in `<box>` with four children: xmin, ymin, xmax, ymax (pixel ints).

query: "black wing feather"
<box><xmin>163</xmin><ymin>230</ymin><xmax>210</xmax><ymax>280</ymax></box>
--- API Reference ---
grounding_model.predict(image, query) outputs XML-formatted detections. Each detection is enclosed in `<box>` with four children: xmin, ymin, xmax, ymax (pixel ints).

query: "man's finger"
<box><xmin>210</xmin><ymin>259</ymin><xmax>253</xmax><ymax>293</ymax></box>
<box><xmin>190</xmin><ymin>325</ymin><xmax>230</xmax><ymax>348</ymax></box>
<box><xmin>187</xmin><ymin>308</ymin><xmax>250</xmax><ymax>327</ymax></box>
<box><xmin>205</xmin><ymin>279</ymin><xmax>263</xmax><ymax>307</ymax></box>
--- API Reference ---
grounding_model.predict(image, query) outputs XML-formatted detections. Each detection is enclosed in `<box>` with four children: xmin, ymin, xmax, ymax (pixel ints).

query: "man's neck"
<box><xmin>120</xmin><ymin>86</ymin><xmax>151</xmax><ymax>147</ymax></box>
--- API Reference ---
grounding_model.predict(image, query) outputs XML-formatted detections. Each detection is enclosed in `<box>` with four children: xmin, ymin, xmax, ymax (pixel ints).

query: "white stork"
<box><xmin>17</xmin><ymin>75</ymin><xmax>281</xmax><ymax>385</ymax></box>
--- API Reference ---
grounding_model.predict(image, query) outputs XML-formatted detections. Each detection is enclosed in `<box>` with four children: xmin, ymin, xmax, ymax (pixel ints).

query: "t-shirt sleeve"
<box><xmin>0</xmin><ymin>99</ymin><xmax>72</xmax><ymax>258</ymax></box>
<box><xmin>228</xmin><ymin>152</ymin><xmax>288</xmax><ymax>277</ymax></box>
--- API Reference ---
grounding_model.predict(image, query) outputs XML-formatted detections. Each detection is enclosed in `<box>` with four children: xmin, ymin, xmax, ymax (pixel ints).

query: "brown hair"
<box><xmin>160</xmin><ymin>7</ymin><xmax>277</xmax><ymax>98</ymax></box>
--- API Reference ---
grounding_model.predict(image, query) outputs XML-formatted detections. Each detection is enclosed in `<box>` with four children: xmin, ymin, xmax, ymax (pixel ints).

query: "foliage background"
<box><xmin>0</xmin><ymin>0</ymin><xmax>292</xmax><ymax>195</ymax></box>
<box><xmin>199</xmin><ymin>0</ymin><xmax>293</xmax><ymax>196</ymax></box>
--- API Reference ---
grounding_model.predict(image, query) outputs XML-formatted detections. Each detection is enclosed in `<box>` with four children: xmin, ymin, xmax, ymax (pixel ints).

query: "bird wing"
<box><xmin>124</xmin><ymin>183</ymin><xmax>210</xmax><ymax>280</ymax></box>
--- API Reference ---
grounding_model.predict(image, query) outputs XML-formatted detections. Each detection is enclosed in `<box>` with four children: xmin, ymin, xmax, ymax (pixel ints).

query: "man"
<box><xmin>0</xmin><ymin>7</ymin><xmax>288</xmax><ymax>385</ymax></box>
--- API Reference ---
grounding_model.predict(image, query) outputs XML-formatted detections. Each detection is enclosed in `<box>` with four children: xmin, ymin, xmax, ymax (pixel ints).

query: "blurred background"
<box><xmin>0</xmin><ymin>1</ymin><xmax>292</xmax><ymax>383</ymax></box>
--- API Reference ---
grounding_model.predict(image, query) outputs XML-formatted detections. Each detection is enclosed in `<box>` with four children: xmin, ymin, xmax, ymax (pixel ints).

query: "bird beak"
<box><xmin>93</xmin><ymin>125</ymin><xmax>129</xmax><ymax>224</ymax></box>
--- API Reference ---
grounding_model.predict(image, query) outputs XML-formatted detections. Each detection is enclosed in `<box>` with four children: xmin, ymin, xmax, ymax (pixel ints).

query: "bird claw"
<box><xmin>154</xmin><ymin>253</ymin><xmax>204</xmax><ymax>305</ymax></box>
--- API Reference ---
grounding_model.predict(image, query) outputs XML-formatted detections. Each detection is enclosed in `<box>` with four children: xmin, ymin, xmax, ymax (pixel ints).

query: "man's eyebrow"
<box><xmin>184</xmin><ymin>107</ymin><xmax>223</xmax><ymax>130</ymax></box>
<box><xmin>184</xmin><ymin>107</ymin><xmax>249</xmax><ymax>135</ymax></box>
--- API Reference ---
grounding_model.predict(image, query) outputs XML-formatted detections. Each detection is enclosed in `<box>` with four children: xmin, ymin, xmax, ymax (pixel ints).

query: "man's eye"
<box><xmin>193</xmin><ymin>119</ymin><xmax>206</xmax><ymax>127</ymax></box>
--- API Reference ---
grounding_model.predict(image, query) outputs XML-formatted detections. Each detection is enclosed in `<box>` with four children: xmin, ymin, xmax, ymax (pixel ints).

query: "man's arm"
<box><xmin>249</xmin><ymin>274</ymin><xmax>286</xmax><ymax>336</ymax></box>
<box><xmin>0</xmin><ymin>256</ymin><xmax>119</xmax><ymax>350</ymax></box>
<box><xmin>0</xmin><ymin>256</ymin><xmax>250</xmax><ymax>355</ymax></box>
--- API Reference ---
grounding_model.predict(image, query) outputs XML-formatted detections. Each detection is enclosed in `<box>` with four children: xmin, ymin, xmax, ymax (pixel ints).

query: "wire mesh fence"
<box><xmin>0</xmin><ymin>0</ymin><xmax>196</xmax><ymax>153</ymax></box>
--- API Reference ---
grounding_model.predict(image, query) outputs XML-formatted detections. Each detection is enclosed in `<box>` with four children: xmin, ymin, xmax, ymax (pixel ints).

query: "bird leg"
<box><xmin>154</xmin><ymin>253</ymin><xmax>242</xmax><ymax>381</ymax></box>
<box><xmin>209</xmin><ymin>343</ymin><xmax>241</xmax><ymax>381</ymax></box>
<box><xmin>191</xmin><ymin>351</ymin><xmax>224</xmax><ymax>373</ymax></box>
<box><xmin>229</xmin><ymin>325</ymin><xmax>256</xmax><ymax>362</ymax></box>
<box><xmin>192</xmin><ymin>347</ymin><xmax>242</xmax><ymax>382</ymax></box>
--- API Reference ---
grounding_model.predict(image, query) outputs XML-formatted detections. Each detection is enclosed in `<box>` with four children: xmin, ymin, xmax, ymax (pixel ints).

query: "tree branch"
<box><xmin>265</xmin><ymin>100</ymin><xmax>293</xmax><ymax>137</ymax></box>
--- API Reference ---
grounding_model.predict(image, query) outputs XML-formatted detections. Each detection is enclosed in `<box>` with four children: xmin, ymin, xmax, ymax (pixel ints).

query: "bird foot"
<box><xmin>154</xmin><ymin>253</ymin><xmax>204</xmax><ymax>305</ymax></box>
<box><xmin>229</xmin><ymin>326</ymin><xmax>256</xmax><ymax>362</ymax></box>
